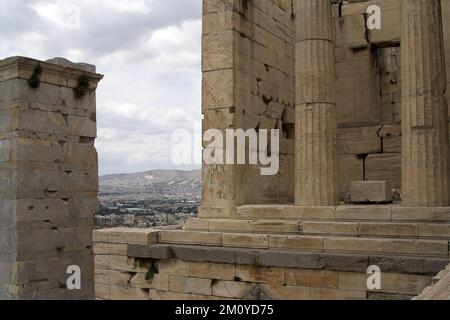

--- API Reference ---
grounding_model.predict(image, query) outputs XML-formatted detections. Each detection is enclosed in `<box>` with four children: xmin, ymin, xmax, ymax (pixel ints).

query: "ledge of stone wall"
<box><xmin>128</xmin><ymin>244</ymin><xmax>450</xmax><ymax>276</ymax></box>
<box><xmin>93</xmin><ymin>228</ymin><xmax>449</xmax><ymax>300</ymax></box>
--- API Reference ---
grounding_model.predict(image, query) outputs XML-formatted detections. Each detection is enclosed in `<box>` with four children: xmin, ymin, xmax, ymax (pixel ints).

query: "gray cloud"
<box><xmin>0</xmin><ymin>0</ymin><xmax>203</xmax><ymax>175</ymax></box>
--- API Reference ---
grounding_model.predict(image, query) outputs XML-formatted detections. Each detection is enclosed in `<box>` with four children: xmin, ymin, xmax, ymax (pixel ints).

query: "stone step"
<box><xmin>185</xmin><ymin>218</ymin><xmax>450</xmax><ymax>239</ymax></box>
<box><xmin>302</xmin><ymin>221</ymin><xmax>450</xmax><ymax>239</ymax></box>
<box><xmin>184</xmin><ymin>218</ymin><xmax>300</xmax><ymax>234</ymax></box>
<box><xmin>157</xmin><ymin>230</ymin><xmax>450</xmax><ymax>258</ymax></box>
<box><xmin>218</xmin><ymin>205</ymin><xmax>450</xmax><ymax>223</ymax></box>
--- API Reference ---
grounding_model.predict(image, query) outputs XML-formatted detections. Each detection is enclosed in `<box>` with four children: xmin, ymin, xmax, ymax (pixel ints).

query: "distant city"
<box><xmin>96</xmin><ymin>169</ymin><xmax>201</xmax><ymax>229</ymax></box>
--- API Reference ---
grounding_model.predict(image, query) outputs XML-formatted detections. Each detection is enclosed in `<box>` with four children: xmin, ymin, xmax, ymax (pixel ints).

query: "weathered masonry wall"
<box><xmin>336</xmin><ymin>0</ymin><xmax>450</xmax><ymax>200</ymax></box>
<box><xmin>334</xmin><ymin>1</ymin><xmax>402</xmax><ymax>199</ymax></box>
<box><xmin>0</xmin><ymin>57</ymin><xmax>102</xmax><ymax>300</ymax></box>
<box><xmin>202</xmin><ymin>0</ymin><xmax>296</xmax><ymax>210</ymax></box>
<box><xmin>93</xmin><ymin>228</ymin><xmax>449</xmax><ymax>300</ymax></box>
<box><xmin>93</xmin><ymin>0</ymin><xmax>450</xmax><ymax>301</ymax></box>
<box><xmin>202</xmin><ymin>0</ymin><xmax>450</xmax><ymax>212</ymax></box>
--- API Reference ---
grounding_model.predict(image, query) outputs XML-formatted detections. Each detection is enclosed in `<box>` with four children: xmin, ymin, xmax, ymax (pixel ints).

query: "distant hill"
<box><xmin>99</xmin><ymin>169</ymin><xmax>201</xmax><ymax>200</ymax></box>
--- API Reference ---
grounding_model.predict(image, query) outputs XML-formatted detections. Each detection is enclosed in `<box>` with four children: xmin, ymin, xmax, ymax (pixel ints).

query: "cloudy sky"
<box><xmin>0</xmin><ymin>0</ymin><xmax>203</xmax><ymax>175</ymax></box>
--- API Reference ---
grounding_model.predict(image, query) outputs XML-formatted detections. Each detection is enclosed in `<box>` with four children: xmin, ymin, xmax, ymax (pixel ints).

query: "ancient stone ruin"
<box><xmin>2</xmin><ymin>0</ymin><xmax>450</xmax><ymax>300</ymax></box>
<box><xmin>0</xmin><ymin>57</ymin><xmax>102</xmax><ymax>299</ymax></box>
<box><xmin>91</xmin><ymin>0</ymin><xmax>450</xmax><ymax>300</ymax></box>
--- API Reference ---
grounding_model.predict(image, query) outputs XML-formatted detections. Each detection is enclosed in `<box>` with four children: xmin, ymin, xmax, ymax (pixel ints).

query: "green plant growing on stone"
<box><xmin>145</xmin><ymin>264</ymin><xmax>159</xmax><ymax>281</ymax></box>
<box><xmin>74</xmin><ymin>75</ymin><xmax>90</xmax><ymax>98</ymax></box>
<box><xmin>144</xmin><ymin>259</ymin><xmax>159</xmax><ymax>281</ymax></box>
<box><xmin>28</xmin><ymin>65</ymin><xmax>42</xmax><ymax>89</ymax></box>
<box><xmin>135</xmin><ymin>258</ymin><xmax>159</xmax><ymax>281</ymax></box>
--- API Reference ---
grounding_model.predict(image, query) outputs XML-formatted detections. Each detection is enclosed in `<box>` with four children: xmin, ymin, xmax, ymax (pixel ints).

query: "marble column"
<box><xmin>295</xmin><ymin>0</ymin><xmax>338</xmax><ymax>206</ymax></box>
<box><xmin>401</xmin><ymin>0</ymin><xmax>450</xmax><ymax>207</ymax></box>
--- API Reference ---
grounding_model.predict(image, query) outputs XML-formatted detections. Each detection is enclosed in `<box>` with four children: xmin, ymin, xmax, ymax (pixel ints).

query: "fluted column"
<box><xmin>401</xmin><ymin>0</ymin><xmax>450</xmax><ymax>207</ymax></box>
<box><xmin>295</xmin><ymin>0</ymin><xmax>338</xmax><ymax>206</ymax></box>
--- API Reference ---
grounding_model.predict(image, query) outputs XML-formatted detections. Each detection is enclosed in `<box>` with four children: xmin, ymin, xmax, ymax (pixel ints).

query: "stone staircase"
<box><xmin>93</xmin><ymin>205</ymin><xmax>450</xmax><ymax>300</ymax></box>
<box><xmin>180</xmin><ymin>205</ymin><xmax>450</xmax><ymax>258</ymax></box>
<box><xmin>186</xmin><ymin>218</ymin><xmax>450</xmax><ymax>239</ymax></box>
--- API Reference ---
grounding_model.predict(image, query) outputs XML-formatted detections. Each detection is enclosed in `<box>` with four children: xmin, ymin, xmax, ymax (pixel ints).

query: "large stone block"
<box><xmin>337</xmin><ymin>126</ymin><xmax>382</xmax><ymax>155</ymax></box>
<box><xmin>168</xmin><ymin>276</ymin><xmax>212</xmax><ymax>296</ymax></box>
<box><xmin>223</xmin><ymin>233</ymin><xmax>269</xmax><ymax>249</ymax></box>
<box><xmin>93</xmin><ymin>228</ymin><xmax>158</xmax><ymax>245</ymax></box>
<box><xmin>235</xmin><ymin>265</ymin><xmax>285</xmax><ymax>285</ymax></box>
<box><xmin>358</xmin><ymin>222</ymin><xmax>418</xmax><ymax>238</ymax></box>
<box><xmin>367</xmin><ymin>0</ymin><xmax>401</xmax><ymax>45</ymax></box>
<box><xmin>418</xmin><ymin>224</ymin><xmax>450</xmax><ymax>238</ymax></box>
<box><xmin>0</xmin><ymin>78</ymin><xmax>96</xmax><ymax>115</ymax></box>
<box><xmin>269</xmin><ymin>235</ymin><xmax>323</xmax><ymax>251</ymax></box>
<box><xmin>335</xmin><ymin>206</ymin><xmax>392</xmax><ymax>221</ymax></box>
<box><xmin>350</xmin><ymin>181</ymin><xmax>393</xmax><ymax>204</ymax></box>
<box><xmin>202</xmin><ymin>31</ymin><xmax>234</xmax><ymax>72</ymax></box>
<box><xmin>212</xmin><ymin>280</ymin><xmax>257</xmax><ymax>299</ymax></box>
<box><xmin>392</xmin><ymin>207</ymin><xmax>450</xmax><ymax>222</ymax></box>
<box><xmin>208</xmin><ymin>219</ymin><xmax>253</xmax><ymax>233</ymax></box>
<box><xmin>159</xmin><ymin>230</ymin><xmax>222</xmax><ymax>246</ymax></box>
<box><xmin>285</xmin><ymin>269</ymin><xmax>339</xmax><ymax>289</ymax></box>
<box><xmin>302</xmin><ymin>221</ymin><xmax>358</xmax><ymax>236</ymax></box>
<box><xmin>202</xmin><ymin>70</ymin><xmax>234</xmax><ymax>111</ymax></box>
<box><xmin>323</xmin><ymin>237</ymin><xmax>383</xmax><ymax>253</ymax></box>
<box><xmin>93</xmin><ymin>243</ymin><xmax>128</xmax><ymax>256</ymax></box>
<box><xmin>338</xmin><ymin>271</ymin><xmax>397</xmax><ymax>294</ymax></box>
<box><xmin>157</xmin><ymin>260</ymin><xmax>190</xmax><ymax>277</ymax></box>
<box><xmin>382</xmin><ymin>239</ymin><xmax>448</xmax><ymax>257</ymax></box>
<box><xmin>284</xmin><ymin>206</ymin><xmax>336</xmax><ymax>220</ymax></box>
<box><xmin>94</xmin><ymin>255</ymin><xmax>148</xmax><ymax>273</ymax></box>
<box><xmin>188</xmin><ymin>261</ymin><xmax>236</xmax><ymax>281</ymax></box>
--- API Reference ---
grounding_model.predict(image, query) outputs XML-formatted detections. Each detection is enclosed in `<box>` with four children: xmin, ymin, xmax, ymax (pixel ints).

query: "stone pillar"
<box><xmin>200</xmin><ymin>1</ymin><xmax>238</xmax><ymax>218</ymax></box>
<box><xmin>295</xmin><ymin>0</ymin><xmax>338</xmax><ymax>206</ymax></box>
<box><xmin>0</xmin><ymin>57</ymin><xmax>102</xmax><ymax>299</ymax></box>
<box><xmin>401</xmin><ymin>0</ymin><xmax>450</xmax><ymax>207</ymax></box>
